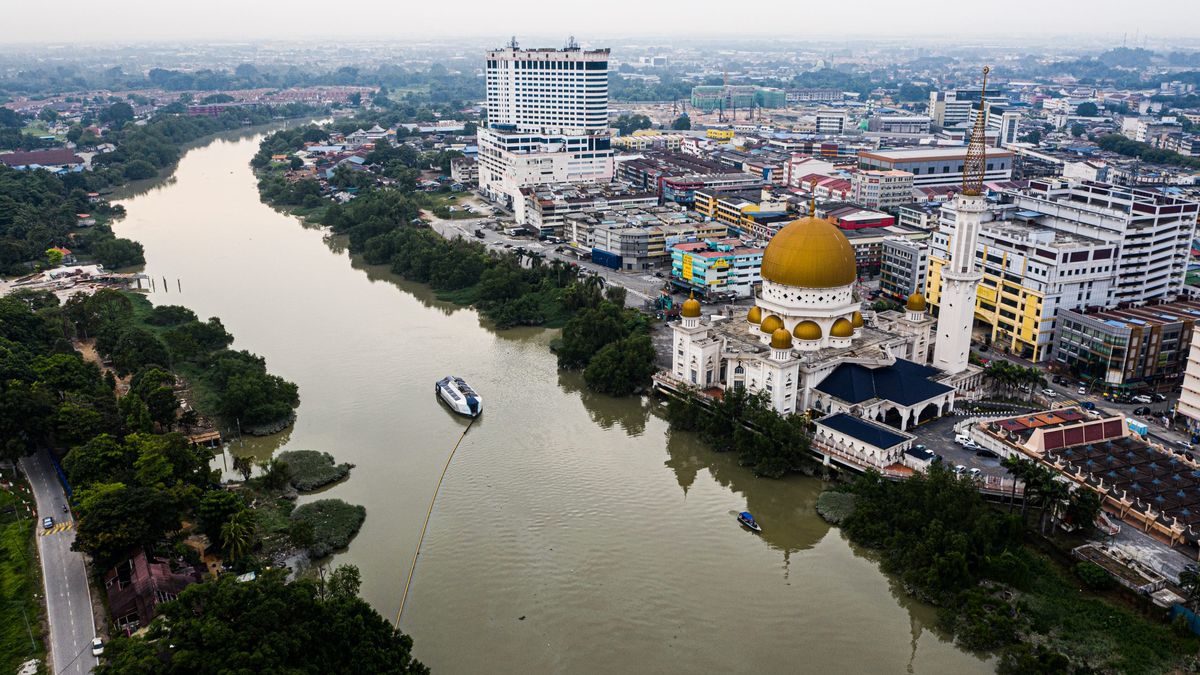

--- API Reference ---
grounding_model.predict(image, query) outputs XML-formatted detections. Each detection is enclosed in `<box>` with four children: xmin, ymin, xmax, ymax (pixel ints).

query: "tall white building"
<box><xmin>1005</xmin><ymin>179</ymin><xmax>1199</xmax><ymax>305</ymax></box>
<box><xmin>851</xmin><ymin>169</ymin><xmax>915</xmax><ymax>209</ymax></box>
<box><xmin>815</xmin><ymin>110</ymin><xmax>848</xmax><ymax>135</ymax></box>
<box><xmin>477</xmin><ymin>44</ymin><xmax>614</xmax><ymax>224</ymax></box>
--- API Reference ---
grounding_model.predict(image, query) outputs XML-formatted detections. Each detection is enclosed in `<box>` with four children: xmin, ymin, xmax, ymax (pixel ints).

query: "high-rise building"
<box><xmin>477</xmin><ymin>43</ymin><xmax>614</xmax><ymax>223</ymax></box>
<box><xmin>815</xmin><ymin>110</ymin><xmax>848</xmax><ymax>135</ymax></box>
<box><xmin>1005</xmin><ymin>179</ymin><xmax>1199</xmax><ymax>306</ymax></box>
<box><xmin>850</xmin><ymin>169</ymin><xmax>915</xmax><ymax>209</ymax></box>
<box><xmin>879</xmin><ymin>237</ymin><xmax>929</xmax><ymax>301</ymax></box>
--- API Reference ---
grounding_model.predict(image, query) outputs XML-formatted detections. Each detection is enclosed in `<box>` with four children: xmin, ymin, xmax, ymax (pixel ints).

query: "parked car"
<box><xmin>1081</xmin><ymin>401</ymin><xmax>1096</xmax><ymax>410</ymax></box>
<box><xmin>954</xmin><ymin>434</ymin><xmax>972</xmax><ymax>446</ymax></box>
<box><xmin>1086</xmin><ymin>409</ymin><xmax>1102</xmax><ymax>418</ymax></box>
<box><xmin>42</xmin><ymin>516</ymin><xmax>54</xmax><ymax>529</ymax></box>
<box><xmin>1052</xmin><ymin>375</ymin><xmax>1064</xmax><ymax>384</ymax></box>
<box><xmin>968</xmin><ymin>467</ymin><xmax>983</xmax><ymax>478</ymax></box>
<box><xmin>1152</xmin><ymin>393</ymin><xmax>1167</xmax><ymax>403</ymax></box>
<box><xmin>954</xmin><ymin>464</ymin><xmax>967</xmax><ymax>475</ymax></box>
<box><xmin>975</xmin><ymin>448</ymin><xmax>999</xmax><ymax>459</ymax></box>
<box><xmin>1042</xmin><ymin>388</ymin><xmax>1057</xmax><ymax>397</ymax></box>
<box><xmin>1078</xmin><ymin>386</ymin><xmax>1088</xmax><ymax>395</ymax></box>
<box><xmin>1134</xmin><ymin>406</ymin><xmax>1152</xmax><ymax>416</ymax></box>
<box><xmin>91</xmin><ymin>637</ymin><xmax>104</xmax><ymax>657</ymax></box>
<box><xmin>1132</xmin><ymin>395</ymin><xmax>1153</xmax><ymax>404</ymax></box>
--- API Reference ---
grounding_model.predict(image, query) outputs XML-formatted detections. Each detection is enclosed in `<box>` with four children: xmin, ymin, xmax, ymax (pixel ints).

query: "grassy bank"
<box><xmin>0</xmin><ymin>478</ymin><xmax>45</xmax><ymax>674</ymax></box>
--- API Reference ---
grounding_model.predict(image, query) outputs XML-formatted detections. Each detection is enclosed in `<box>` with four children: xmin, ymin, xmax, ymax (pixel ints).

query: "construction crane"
<box><xmin>962</xmin><ymin>66</ymin><xmax>991</xmax><ymax>197</ymax></box>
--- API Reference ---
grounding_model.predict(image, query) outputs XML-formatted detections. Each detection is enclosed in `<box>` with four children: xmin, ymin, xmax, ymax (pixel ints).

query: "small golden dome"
<box><xmin>681</xmin><ymin>295</ymin><xmax>701</xmax><ymax>318</ymax></box>
<box><xmin>770</xmin><ymin>328</ymin><xmax>794</xmax><ymax>350</ymax></box>
<box><xmin>906</xmin><ymin>292</ymin><xmax>927</xmax><ymax>312</ymax></box>
<box><xmin>851</xmin><ymin>311</ymin><xmax>864</xmax><ymax>328</ymax></box>
<box><xmin>760</xmin><ymin>314</ymin><xmax>783</xmax><ymax>334</ymax></box>
<box><xmin>747</xmin><ymin>306</ymin><xmax>763</xmax><ymax>324</ymax></box>
<box><xmin>760</xmin><ymin>216</ymin><xmax>858</xmax><ymax>289</ymax></box>
<box><xmin>793</xmin><ymin>320</ymin><xmax>822</xmax><ymax>341</ymax></box>
<box><xmin>831</xmin><ymin>317</ymin><xmax>854</xmax><ymax>338</ymax></box>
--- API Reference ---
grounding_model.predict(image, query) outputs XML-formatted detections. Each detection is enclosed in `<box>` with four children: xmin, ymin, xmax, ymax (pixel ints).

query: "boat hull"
<box><xmin>436</xmin><ymin>377</ymin><xmax>482</xmax><ymax>417</ymax></box>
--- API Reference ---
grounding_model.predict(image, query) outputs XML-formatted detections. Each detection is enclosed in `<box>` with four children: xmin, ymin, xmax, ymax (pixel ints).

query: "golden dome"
<box><xmin>770</xmin><ymin>328</ymin><xmax>794</xmax><ymax>350</ymax></box>
<box><xmin>831</xmin><ymin>317</ymin><xmax>854</xmax><ymax>338</ymax></box>
<box><xmin>760</xmin><ymin>314</ymin><xmax>783</xmax><ymax>334</ymax></box>
<box><xmin>760</xmin><ymin>216</ymin><xmax>858</xmax><ymax>289</ymax></box>
<box><xmin>793</xmin><ymin>320</ymin><xmax>822</xmax><ymax>341</ymax></box>
<box><xmin>681</xmin><ymin>295</ymin><xmax>701</xmax><ymax>318</ymax></box>
<box><xmin>747</xmin><ymin>306</ymin><xmax>763</xmax><ymax>324</ymax></box>
<box><xmin>906</xmin><ymin>292</ymin><xmax>927</xmax><ymax>312</ymax></box>
<box><xmin>851</xmin><ymin>311</ymin><xmax>864</xmax><ymax>328</ymax></box>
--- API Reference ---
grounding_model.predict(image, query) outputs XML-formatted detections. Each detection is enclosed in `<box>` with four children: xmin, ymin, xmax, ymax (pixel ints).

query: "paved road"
<box><xmin>428</xmin><ymin>214</ymin><xmax>666</xmax><ymax>309</ymax></box>
<box><xmin>21</xmin><ymin>450</ymin><xmax>97</xmax><ymax>675</ymax></box>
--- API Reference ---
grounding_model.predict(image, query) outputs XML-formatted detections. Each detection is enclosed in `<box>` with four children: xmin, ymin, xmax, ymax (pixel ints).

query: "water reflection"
<box><xmin>556</xmin><ymin>369</ymin><xmax>651</xmax><ymax>437</ymax></box>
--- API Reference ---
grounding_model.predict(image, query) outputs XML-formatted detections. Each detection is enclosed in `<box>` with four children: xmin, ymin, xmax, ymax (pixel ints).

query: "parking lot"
<box><xmin>908</xmin><ymin>414</ymin><xmax>1008</xmax><ymax>478</ymax></box>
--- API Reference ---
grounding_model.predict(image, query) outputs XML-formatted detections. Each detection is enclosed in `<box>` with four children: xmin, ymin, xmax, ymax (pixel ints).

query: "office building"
<box><xmin>522</xmin><ymin>183</ymin><xmax>659</xmax><ymax>238</ymax></box>
<box><xmin>477</xmin><ymin>45</ymin><xmax>614</xmax><ymax>223</ymax></box>
<box><xmin>669</xmin><ymin>238</ymin><xmax>765</xmax><ymax>298</ymax></box>
<box><xmin>867</xmin><ymin>116</ymin><xmax>932</xmax><ymax>135</ymax></box>
<box><xmin>815</xmin><ymin>110</ymin><xmax>848</xmax><ymax>135</ymax></box>
<box><xmin>879</xmin><ymin>237</ymin><xmax>929</xmax><ymax>301</ymax></box>
<box><xmin>1005</xmin><ymin>179</ymin><xmax>1199</xmax><ymax>306</ymax></box>
<box><xmin>857</xmin><ymin>147</ymin><xmax>1013</xmax><ymax>188</ymax></box>
<box><xmin>927</xmin><ymin>207</ymin><xmax>1118</xmax><ymax>362</ymax></box>
<box><xmin>851</xmin><ymin>170</ymin><xmax>915</xmax><ymax>209</ymax></box>
<box><xmin>565</xmin><ymin>207</ymin><xmax>727</xmax><ymax>271</ymax></box>
<box><xmin>1054</xmin><ymin>300</ymin><xmax>1200</xmax><ymax>392</ymax></box>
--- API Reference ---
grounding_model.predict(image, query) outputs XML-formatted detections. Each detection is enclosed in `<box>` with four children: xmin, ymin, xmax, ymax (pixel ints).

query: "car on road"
<box><xmin>91</xmin><ymin>637</ymin><xmax>104</xmax><ymax>657</ymax></box>
<box><xmin>1132</xmin><ymin>395</ymin><xmax>1153</xmax><ymax>404</ymax></box>
<box><xmin>975</xmin><ymin>448</ymin><xmax>999</xmax><ymax>459</ymax></box>
<box><xmin>968</xmin><ymin>468</ymin><xmax>983</xmax><ymax>479</ymax></box>
<box><xmin>42</xmin><ymin>516</ymin><xmax>54</xmax><ymax>529</ymax></box>
<box><xmin>1052</xmin><ymin>375</ymin><xmax>1064</xmax><ymax>384</ymax></box>
<box><xmin>1134</xmin><ymin>406</ymin><xmax>1152</xmax><ymax>416</ymax></box>
<box><xmin>1152</xmin><ymin>393</ymin><xmax>1167</xmax><ymax>403</ymax></box>
<box><xmin>1081</xmin><ymin>401</ymin><xmax>1096</xmax><ymax>410</ymax></box>
<box><xmin>1078</xmin><ymin>386</ymin><xmax>1087</xmax><ymax>395</ymax></box>
<box><xmin>1042</xmin><ymin>388</ymin><xmax>1057</xmax><ymax>397</ymax></box>
<box><xmin>954</xmin><ymin>434</ymin><xmax>972</xmax><ymax>445</ymax></box>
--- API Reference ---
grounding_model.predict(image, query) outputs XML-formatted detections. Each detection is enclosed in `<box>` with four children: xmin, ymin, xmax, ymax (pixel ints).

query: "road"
<box><xmin>426</xmin><ymin>210</ymin><xmax>669</xmax><ymax>310</ymax></box>
<box><xmin>20</xmin><ymin>450</ymin><xmax>97</xmax><ymax>675</ymax></box>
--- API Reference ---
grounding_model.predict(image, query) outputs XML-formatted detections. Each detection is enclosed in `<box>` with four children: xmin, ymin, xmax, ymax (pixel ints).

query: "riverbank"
<box><xmin>822</xmin><ymin>468</ymin><xmax>1200</xmax><ymax>673</ymax></box>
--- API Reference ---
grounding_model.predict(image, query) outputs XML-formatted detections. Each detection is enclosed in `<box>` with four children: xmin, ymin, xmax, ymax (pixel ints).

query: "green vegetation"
<box><xmin>1096</xmin><ymin>133</ymin><xmax>1200</xmax><ymax>169</ymax></box>
<box><xmin>665</xmin><ymin>388</ymin><xmax>814</xmax><ymax>478</ymax></box>
<box><xmin>983</xmin><ymin>360</ymin><xmax>1047</xmax><ymax>401</ymax></box>
<box><xmin>814</xmin><ymin>490</ymin><xmax>857</xmax><ymax>524</ymax></box>
<box><xmin>274</xmin><ymin>450</ymin><xmax>352</xmax><ymax>492</ymax></box>
<box><xmin>291</xmin><ymin>499</ymin><xmax>366</xmax><ymax>559</ymax></box>
<box><xmin>613</xmin><ymin>113</ymin><xmax>653</xmax><ymax>136</ymax></box>
<box><xmin>95</xmin><ymin>568</ymin><xmax>427</xmax><ymax>674</ymax></box>
<box><xmin>830</xmin><ymin>465</ymin><xmax>1199</xmax><ymax>672</ymax></box>
<box><xmin>0</xmin><ymin>483</ymin><xmax>43</xmax><ymax>674</ymax></box>
<box><xmin>0</xmin><ymin>165</ymin><xmax>141</xmax><ymax>274</ymax></box>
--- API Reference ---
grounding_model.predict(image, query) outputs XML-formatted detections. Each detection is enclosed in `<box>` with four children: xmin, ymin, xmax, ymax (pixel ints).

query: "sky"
<box><xmin>3</xmin><ymin>0</ymin><xmax>1199</xmax><ymax>44</ymax></box>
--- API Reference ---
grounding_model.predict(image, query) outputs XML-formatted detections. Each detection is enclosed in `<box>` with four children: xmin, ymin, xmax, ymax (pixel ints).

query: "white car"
<box><xmin>1086</xmin><ymin>409</ymin><xmax>1102</xmax><ymax>418</ymax></box>
<box><xmin>968</xmin><ymin>468</ymin><xmax>983</xmax><ymax>478</ymax></box>
<box><xmin>1132</xmin><ymin>395</ymin><xmax>1153</xmax><ymax>404</ymax></box>
<box><xmin>91</xmin><ymin>637</ymin><xmax>104</xmax><ymax>656</ymax></box>
<box><xmin>1042</xmin><ymin>388</ymin><xmax>1057</xmax><ymax>397</ymax></box>
<box><xmin>1078</xmin><ymin>386</ymin><xmax>1087</xmax><ymax>395</ymax></box>
<box><xmin>953</xmin><ymin>464</ymin><xmax>967</xmax><ymax>475</ymax></box>
<box><xmin>954</xmin><ymin>434</ymin><xmax>972</xmax><ymax>446</ymax></box>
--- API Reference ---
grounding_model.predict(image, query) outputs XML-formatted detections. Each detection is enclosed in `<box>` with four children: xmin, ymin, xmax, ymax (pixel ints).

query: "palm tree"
<box><xmin>220</xmin><ymin>509</ymin><xmax>255</xmax><ymax>562</ymax></box>
<box><xmin>1001</xmin><ymin>455</ymin><xmax>1030</xmax><ymax>513</ymax></box>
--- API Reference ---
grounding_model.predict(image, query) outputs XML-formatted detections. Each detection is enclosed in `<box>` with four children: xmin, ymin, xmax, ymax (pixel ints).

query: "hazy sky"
<box><xmin>4</xmin><ymin>0</ymin><xmax>1199</xmax><ymax>43</ymax></box>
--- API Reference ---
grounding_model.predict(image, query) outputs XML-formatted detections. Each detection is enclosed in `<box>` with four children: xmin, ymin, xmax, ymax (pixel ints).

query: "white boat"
<box><xmin>436</xmin><ymin>376</ymin><xmax>482</xmax><ymax>417</ymax></box>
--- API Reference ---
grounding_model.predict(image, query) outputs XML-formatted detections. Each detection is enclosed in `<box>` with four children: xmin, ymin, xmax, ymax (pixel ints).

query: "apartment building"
<box><xmin>879</xmin><ymin>237</ymin><xmax>929</xmax><ymax>301</ymax></box>
<box><xmin>669</xmin><ymin>238</ymin><xmax>765</xmax><ymax>298</ymax></box>
<box><xmin>857</xmin><ymin>147</ymin><xmax>1013</xmax><ymax>188</ymax></box>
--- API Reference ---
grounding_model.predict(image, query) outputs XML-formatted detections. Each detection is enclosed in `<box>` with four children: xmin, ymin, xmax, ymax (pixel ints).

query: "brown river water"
<box><xmin>112</xmin><ymin>129</ymin><xmax>991</xmax><ymax>673</ymax></box>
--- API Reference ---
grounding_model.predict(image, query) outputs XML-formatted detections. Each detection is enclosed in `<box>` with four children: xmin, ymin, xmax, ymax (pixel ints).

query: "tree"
<box><xmin>38</xmin><ymin>108</ymin><xmax>59</xmax><ymax>123</ymax></box>
<box><xmin>614</xmin><ymin>113</ymin><xmax>653</xmax><ymax>136</ymax></box>
<box><xmin>96</xmin><ymin>571</ymin><xmax>428</xmax><ymax>675</ymax></box>
<box><xmin>197</xmin><ymin>490</ymin><xmax>245</xmax><ymax>542</ymax></box>
<box><xmin>327</xmin><ymin>564</ymin><xmax>362</xmax><ymax>601</ymax></box>
<box><xmin>1071</xmin><ymin>123</ymin><xmax>1087</xmax><ymax>138</ymax></box>
<box><xmin>122</xmin><ymin>159</ymin><xmax>157</xmax><ymax>180</ymax></box>
<box><xmin>1075</xmin><ymin>101</ymin><xmax>1100</xmax><ymax>117</ymax></box>
<box><xmin>583</xmin><ymin>334</ymin><xmax>657</xmax><ymax>396</ymax></box>
<box><xmin>220</xmin><ymin>508</ymin><xmax>255</xmax><ymax>561</ymax></box>
<box><xmin>45</xmin><ymin>248</ymin><xmax>64</xmax><ymax>267</ymax></box>
<box><xmin>671</xmin><ymin>114</ymin><xmax>692</xmax><ymax>131</ymax></box>
<box><xmin>231</xmin><ymin>454</ymin><xmax>254</xmax><ymax>482</ymax></box>
<box><xmin>99</xmin><ymin>101</ymin><xmax>135</xmax><ymax>127</ymax></box>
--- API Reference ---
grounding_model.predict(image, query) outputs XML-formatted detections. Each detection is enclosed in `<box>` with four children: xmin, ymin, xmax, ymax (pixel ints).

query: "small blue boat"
<box><xmin>737</xmin><ymin>511</ymin><xmax>761</xmax><ymax>532</ymax></box>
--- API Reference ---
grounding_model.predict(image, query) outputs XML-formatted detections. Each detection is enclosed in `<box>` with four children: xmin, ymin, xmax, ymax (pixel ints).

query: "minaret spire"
<box><xmin>962</xmin><ymin>66</ymin><xmax>990</xmax><ymax>197</ymax></box>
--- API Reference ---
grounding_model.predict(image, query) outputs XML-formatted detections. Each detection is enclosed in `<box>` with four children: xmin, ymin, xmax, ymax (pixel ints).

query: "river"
<box><xmin>112</xmin><ymin>129</ymin><xmax>992</xmax><ymax>673</ymax></box>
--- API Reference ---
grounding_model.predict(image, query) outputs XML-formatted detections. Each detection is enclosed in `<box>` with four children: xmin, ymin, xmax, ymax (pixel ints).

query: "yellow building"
<box><xmin>926</xmin><ymin>219</ymin><xmax>1116</xmax><ymax>362</ymax></box>
<box><xmin>694</xmin><ymin>188</ymin><xmax>793</xmax><ymax>239</ymax></box>
<box><xmin>706</xmin><ymin>128</ymin><xmax>735</xmax><ymax>141</ymax></box>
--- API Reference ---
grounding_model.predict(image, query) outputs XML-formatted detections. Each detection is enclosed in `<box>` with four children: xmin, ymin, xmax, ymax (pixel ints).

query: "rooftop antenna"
<box><xmin>565</xmin><ymin>35</ymin><xmax>578</xmax><ymax>50</ymax></box>
<box><xmin>508</xmin><ymin>36</ymin><xmax>519</xmax><ymax>50</ymax></box>
<box><xmin>962</xmin><ymin>65</ymin><xmax>990</xmax><ymax>197</ymax></box>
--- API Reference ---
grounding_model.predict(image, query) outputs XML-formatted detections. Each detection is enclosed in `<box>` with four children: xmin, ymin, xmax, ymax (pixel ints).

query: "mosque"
<box><xmin>663</xmin><ymin>211</ymin><xmax>977</xmax><ymax>433</ymax></box>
